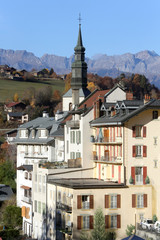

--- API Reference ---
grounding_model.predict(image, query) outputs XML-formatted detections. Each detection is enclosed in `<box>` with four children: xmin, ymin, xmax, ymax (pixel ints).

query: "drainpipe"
<box><xmin>45</xmin><ymin>174</ymin><xmax>47</xmax><ymax>239</ymax></box>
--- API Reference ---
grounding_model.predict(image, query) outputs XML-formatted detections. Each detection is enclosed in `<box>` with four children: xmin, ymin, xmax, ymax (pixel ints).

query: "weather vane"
<box><xmin>78</xmin><ymin>13</ymin><xmax>82</xmax><ymax>25</ymax></box>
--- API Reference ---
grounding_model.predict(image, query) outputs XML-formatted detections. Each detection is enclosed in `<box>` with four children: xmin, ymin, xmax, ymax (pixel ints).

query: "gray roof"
<box><xmin>17</xmin><ymin>165</ymin><xmax>33</xmax><ymax>171</ymax></box>
<box><xmin>48</xmin><ymin>178</ymin><xmax>127</xmax><ymax>189</ymax></box>
<box><xmin>63</xmin><ymin>88</ymin><xmax>91</xmax><ymax>98</ymax></box>
<box><xmin>13</xmin><ymin>115</ymin><xmax>65</xmax><ymax>144</ymax></box>
<box><xmin>104</xmin><ymin>83</ymin><xmax>125</xmax><ymax>98</ymax></box>
<box><xmin>91</xmin><ymin>99</ymin><xmax>160</xmax><ymax>126</ymax></box>
<box><xmin>8</xmin><ymin>112</ymin><xmax>25</xmax><ymax>117</ymax></box>
<box><xmin>0</xmin><ymin>184</ymin><xmax>13</xmax><ymax>201</ymax></box>
<box><xmin>51</xmin><ymin>128</ymin><xmax>64</xmax><ymax>137</ymax></box>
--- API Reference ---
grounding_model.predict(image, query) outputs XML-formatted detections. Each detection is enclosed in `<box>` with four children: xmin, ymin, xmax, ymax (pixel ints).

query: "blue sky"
<box><xmin>0</xmin><ymin>0</ymin><xmax>160</xmax><ymax>58</ymax></box>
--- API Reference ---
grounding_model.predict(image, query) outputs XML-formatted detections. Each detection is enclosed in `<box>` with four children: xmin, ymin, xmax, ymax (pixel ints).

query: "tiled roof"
<box><xmin>5</xmin><ymin>102</ymin><xmax>23</xmax><ymax>108</ymax></box>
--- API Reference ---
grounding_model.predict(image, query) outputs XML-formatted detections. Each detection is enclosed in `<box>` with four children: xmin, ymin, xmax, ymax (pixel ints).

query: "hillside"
<box><xmin>1</xmin><ymin>49</ymin><xmax>160</xmax><ymax>87</ymax></box>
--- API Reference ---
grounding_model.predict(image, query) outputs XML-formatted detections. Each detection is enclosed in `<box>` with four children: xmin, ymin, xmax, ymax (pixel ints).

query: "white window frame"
<box><xmin>136</xmin><ymin>145</ymin><xmax>142</xmax><ymax>157</ymax></box>
<box><xmin>110</xmin><ymin>195</ymin><xmax>117</xmax><ymax>209</ymax></box>
<box><xmin>111</xmin><ymin>215</ymin><xmax>117</xmax><ymax>228</ymax></box>
<box><xmin>83</xmin><ymin>215</ymin><xmax>90</xmax><ymax>229</ymax></box>
<box><xmin>137</xmin><ymin>194</ymin><xmax>144</xmax><ymax>208</ymax></box>
<box><xmin>82</xmin><ymin>195</ymin><xmax>90</xmax><ymax>209</ymax></box>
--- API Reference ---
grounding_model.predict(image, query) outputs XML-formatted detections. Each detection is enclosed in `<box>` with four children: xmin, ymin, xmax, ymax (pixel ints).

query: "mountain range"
<box><xmin>1</xmin><ymin>48</ymin><xmax>160</xmax><ymax>87</ymax></box>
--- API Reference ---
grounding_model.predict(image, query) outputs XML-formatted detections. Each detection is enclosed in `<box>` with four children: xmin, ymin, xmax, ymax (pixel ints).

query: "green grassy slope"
<box><xmin>0</xmin><ymin>78</ymin><xmax>65</xmax><ymax>102</ymax></box>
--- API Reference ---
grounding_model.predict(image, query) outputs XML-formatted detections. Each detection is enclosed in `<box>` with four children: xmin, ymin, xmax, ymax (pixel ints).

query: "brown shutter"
<box><xmin>143</xmin><ymin>146</ymin><xmax>147</xmax><ymax>157</ymax></box>
<box><xmin>131</xmin><ymin>167</ymin><xmax>135</xmax><ymax>184</ymax></box>
<box><xmin>143</xmin><ymin>167</ymin><xmax>147</xmax><ymax>184</ymax></box>
<box><xmin>77</xmin><ymin>216</ymin><xmax>82</xmax><ymax>230</ymax></box>
<box><xmin>132</xmin><ymin>146</ymin><xmax>136</xmax><ymax>157</ymax></box>
<box><xmin>90</xmin><ymin>195</ymin><xmax>94</xmax><ymax>209</ymax></box>
<box><xmin>117</xmin><ymin>195</ymin><xmax>121</xmax><ymax>208</ymax></box>
<box><xmin>25</xmin><ymin>207</ymin><xmax>30</xmax><ymax>219</ymax></box>
<box><xmin>105</xmin><ymin>195</ymin><xmax>109</xmax><ymax>208</ymax></box>
<box><xmin>144</xmin><ymin>194</ymin><xmax>147</xmax><ymax>207</ymax></box>
<box><xmin>90</xmin><ymin>215</ymin><xmax>94</xmax><ymax>229</ymax></box>
<box><xmin>143</xmin><ymin>126</ymin><xmax>146</xmax><ymax>137</ymax></box>
<box><xmin>105</xmin><ymin>215</ymin><xmax>109</xmax><ymax>229</ymax></box>
<box><xmin>77</xmin><ymin>195</ymin><xmax>81</xmax><ymax>209</ymax></box>
<box><xmin>21</xmin><ymin>206</ymin><xmax>26</xmax><ymax>217</ymax></box>
<box><xmin>117</xmin><ymin>215</ymin><xmax>121</xmax><ymax>228</ymax></box>
<box><xmin>132</xmin><ymin>194</ymin><xmax>136</xmax><ymax>208</ymax></box>
<box><xmin>132</xmin><ymin>126</ymin><xmax>136</xmax><ymax>137</ymax></box>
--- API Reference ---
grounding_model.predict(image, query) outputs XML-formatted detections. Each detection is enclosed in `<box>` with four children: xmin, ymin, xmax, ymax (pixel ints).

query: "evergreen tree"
<box><xmin>91</xmin><ymin>208</ymin><xmax>107</xmax><ymax>240</ymax></box>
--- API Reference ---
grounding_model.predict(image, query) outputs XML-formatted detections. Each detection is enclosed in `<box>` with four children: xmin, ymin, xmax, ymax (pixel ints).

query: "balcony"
<box><xmin>66</xmin><ymin>120</ymin><xmax>80</xmax><ymax>129</ymax></box>
<box><xmin>91</xmin><ymin>136</ymin><xmax>122</xmax><ymax>144</ymax></box>
<box><xmin>93</xmin><ymin>153</ymin><xmax>122</xmax><ymax>164</ymax></box>
<box><xmin>56</xmin><ymin>202</ymin><xmax>72</xmax><ymax>213</ymax></box>
<box><xmin>21</xmin><ymin>195</ymin><xmax>32</xmax><ymax>204</ymax></box>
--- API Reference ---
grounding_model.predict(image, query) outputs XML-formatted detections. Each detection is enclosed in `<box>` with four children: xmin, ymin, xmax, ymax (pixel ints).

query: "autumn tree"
<box><xmin>87</xmin><ymin>82</ymin><xmax>96</xmax><ymax>92</ymax></box>
<box><xmin>35</xmin><ymin>86</ymin><xmax>52</xmax><ymax>106</ymax></box>
<box><xmin>64</xmin><ymin>72</ymin><xmax>72</xmax><ymax>92</ymax></box>
<box><xmin>13</xmin><ymin>93</ymin><xmax>19</xmax><ymax>102</ymax></box>
<box><xmin>22</xmin><ymin>87</ymin><xmax>36</xmax><ymax>106</ymax></box>
<box><xmin>53</xmin><ymin>90</ymin><xmax>61</xmax><ymax>101</ymax></box>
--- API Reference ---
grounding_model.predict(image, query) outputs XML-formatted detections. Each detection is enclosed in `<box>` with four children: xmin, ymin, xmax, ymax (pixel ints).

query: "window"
<box><xmin>38</xmin><ymin>201</ymin><xmax>41</xmax><ymax>214</ymax></box>
<box><xmin>58</xmin><ymin>191</ymin><xmax>61</xmax><ymax>202</ymax></box>
<box><xmin>39</xmin><ymin>129</ymin><xmax>47</xmax><ymax>138</ymax></box>
<box><xmin>32</xmin><ymin>130</ymin><xmax>35</xmax><ymax>138</ymax></box>
<box><xmin>136</xmin><ymin>145</ymin><xmax>142</xmax><ymax>157</ymax></box>
<box><xmin>110</xmin><ymin>195</ymin><xmax>117</xmax><ymax>209</ymax></box>
<box><xmin>19</xmin><ymin>130</ymin><xmax>28</xmax><ymax>138</ymax></box>
<box><xmin>77</xmin><ymin>195</ymin><xmax>94</xmax><ymax>210</ymax></box>
<box><xmin>137</xmin><ymin>194</ymin><xmax>144</xmax><ymax>208</ymax></box>
<box><xmin>70</xmin><ymin>152</ymin><xmax>75</xmax><ymax>159</ymax></box>
<box><xmin>70</xmin><ymin>131</ymin><xmax>75</xmax><ymax>143</ymax></box>
<box><xmin>154</xmin><ymin>137</ymin><xmax>158</xmax><ymax>145</ymax></box>
<box><xmin>133</xmin><ymin>145</ymin><xmax>147</xmax><ymax>158</ymax></box>
<box><xmin>76</xmin><ymin>131</ymin><xmax>81</xmax><ymax>144</ymax></box>
<box><xmin>67</xmin><ymin>140</ymin><xmax>69</xmax><ymax>154</ymax></box>
<box><xmin>82</xmin><ymin>195</ymin><xmax>90</xmax><ymax>209</ymax></box>
<box><xmin>132</xmin><ymin>194</ymin><xmax>147</xmax><ymax>208</ymax></box>
<box><xmin>29</xmin><ymin>173</ymin><xmax>32</xmax><ymax>180</ymax></box>
<box><xmin>136</xmin><ymin>126</ymin><xmax>142</xmax><ymax>137</ymax></box>
<box><xmin>83</xmin><ymin>216</ymin><xmax>90</xmax><ymax>229</ymax></box>
<box><xmin>153</xmin><ymin>111</ymin><xmax>158</xmax><ymax>119</ymax></box>
<box><xmin>76</xmin><ymin>152</ymin><xmax>81</xmax><ymax>158</ymax></box>
<box><xmin>111</xmin><ymin>215</ymin><xmax>117</xmax><ymax>228</ymax></box>
<box><xmin>35</xmin><ymin>200</ymin><xmax>37</xmax><ymax>212</ymax></box>
<box><xmin>154</xmin><ymin>160</ymin><xmax>158</xmax><ymax>168</ymax></box>
<box><xmin>42</xmin><ymin>203</ymin><xmax>46</xmax><ymax>214</ymax></box>
<box><xmin>25</xmin><ymin>172</ymin><xmax>28</xmax><ymax>180</ymax></box>
<box><xmin>132</xmin><ymin>126</ymin><xmax>146</xmax><ymax>138</ymax></box>
<box><xmin>135</xmin><ymin>167</ymin><xmax>143</xmax><ymax>184</ymax></box>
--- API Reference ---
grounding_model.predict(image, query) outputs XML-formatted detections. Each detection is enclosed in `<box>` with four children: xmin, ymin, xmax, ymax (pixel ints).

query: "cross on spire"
<box><xmin>78</xmin><ymin>13</ymin><xmax>82</xmax><ymax>25</ymax></box>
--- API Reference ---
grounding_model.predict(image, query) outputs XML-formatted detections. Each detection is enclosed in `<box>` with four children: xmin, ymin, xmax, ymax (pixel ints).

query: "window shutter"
<box><xmin>79</xmin><ymin>131</ymin><xmax>81</xmax><ymax>144</ymax></box>
<box><xmin>77</xmin><ymin>195</ymin><xmax>81</xmax><ymax>209</ymax></box>
<box><xmin>25</xmin><ymin>207</ymin><xmax>30</xmax><ymax>219</ymax></box>
<box><xmin>21</xmin><ymin>206</ymin><xmax>26</xmax><ymax>217</ymax></box>
<box><xmin>132</xmin><ymin>126</ymin><xmax>136</xmax><ymax>137</ymax></box>
<box><xmin>73</xmin><ymin>131</ymin><xmax>75</xmax><ymax>143</ymax></box>
<box><xmin>77</xmin><ymin>216</ymin><xmax>82</xmax><ymax>230</ymax></box>
<box><xmin>144</xmin><ymin>194</ymin><xmax>147</xmax><ymax>207</ymax></box>
<box><xmin>105</xmin><ymin>195</ymin><xmax>109</xmax><ymax>208</ymax></box>
<box><xmin>70</xmin><ymin>132</ymin><xmax>72</xmax><ymax>143</ymax></box>
<box><xmin>131</xmin><ymin>167</ymin><xmax>135</xmax><ymax>184</ymax></box>
<box><xmin>143</xmin><ymin>146</ymin><xmax>147</xmax><ymax>157</ymax></box>
<box><xmin>117</xmin><ymin>194</ymin><xmax>121</xmax><ymax>208</ymax></box>
<box><xmin>105</xmin><ymin>215</ymin><xmax>110</xmax><ymax>229</ymax></box>
<box><xmin>132</xmin><ymin>146</ymin><xmax>136</xmax><ymax>157</ymax></box>
<box><xmin>90</xmin><ymin>215</ymin><xmax>94</xmax><ymax>229</ymax></box>
<box><xmin>117</xmin><ymin>215</ymin><xmax>121</xmax><ymax>228</ymax></box>
<box><xmin>143</xmin><ymin>126</ymin><xmax>146</xmax><ymax>137</ymax></box>
<box><xmin>90</xmin><ymin>195</ymin><xmax>94</xmax><ymax>209</ymax></box>
<box><xmin>143</xmin><ymin>167</ymin><xmax>147</xmax><ymax>184</ymax></box>
<box><xmin>132</xmin><ymin>194</ymin><xmax>136</xmax><ymax>208</ymax></box>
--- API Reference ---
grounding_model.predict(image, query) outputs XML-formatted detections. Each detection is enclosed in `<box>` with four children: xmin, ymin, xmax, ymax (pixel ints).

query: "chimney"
<box><xmin>43</xmin><ymin>111</ymin><xmax>49</xmax><ymax>118</ymax></box>
<box><xmin>126</xmin><ymin>92</ymin><xmax>133</xmax><ymax>100</ymax></box>
<box><xmin>144</xmin><ymin>94</ymin><xmax>150</xmax><ymax>104</ymax></box>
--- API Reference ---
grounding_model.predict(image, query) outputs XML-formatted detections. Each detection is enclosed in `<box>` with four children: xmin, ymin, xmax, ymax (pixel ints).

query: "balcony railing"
<box><xmin>93</xmin><ymin>154</ymin><xmax>122</xmax><ymax>163</ymax></box>
<box><xmin>66</xmin><ymin>120</ymin><xmax>80</xmax><ymax>129</ymax></box>
<box><xmin>91</xmin><ymin>136</ymin><xmax>122</xmax><ymax>144</ymax></box>
<box><xmin>56</xmin><ymin>202</ymin><xmax>72</xmax><ymax>213</ymax></box>
<box><xmin>21</xmin><ymin>195</ymin><xmax>32</xmax><ymax>204</ymax></box>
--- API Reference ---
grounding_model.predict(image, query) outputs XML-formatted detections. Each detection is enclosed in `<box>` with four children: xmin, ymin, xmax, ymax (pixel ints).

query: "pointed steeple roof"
<box><xmin>74</xmin><ymin>24</ymin><xmax>85</xmax><ymax>52</ymax></box>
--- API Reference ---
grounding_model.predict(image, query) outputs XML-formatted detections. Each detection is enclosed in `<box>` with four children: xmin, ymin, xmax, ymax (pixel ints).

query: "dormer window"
<box><xmin>19</xmin><ymin>129</ymin><xmax>28</xmax><ymax>138</ymax></box>
<box><xmin>39</xmin><ymin>129</ymin><xmax>48</xmax><ymax>138</ymax></box>
<box><xmin>31</xmin><ymin>130</ymin><xmax>35</xmax><ymax>138</ymax></box>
